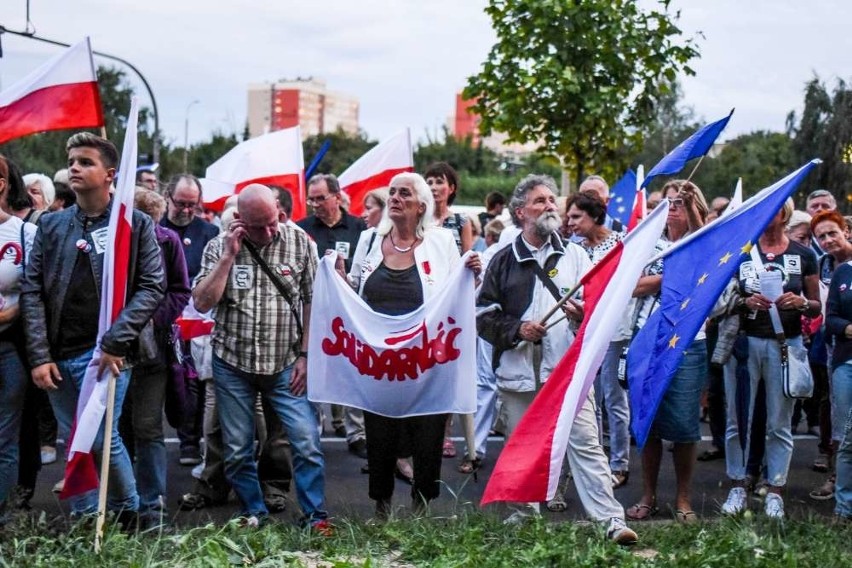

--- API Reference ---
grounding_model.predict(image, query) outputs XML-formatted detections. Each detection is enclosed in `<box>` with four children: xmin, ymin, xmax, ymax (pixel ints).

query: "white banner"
<box><xmin>308</xmin><ymin>254</ymin><xmax>476</xmax><ymax>417</ymax></box>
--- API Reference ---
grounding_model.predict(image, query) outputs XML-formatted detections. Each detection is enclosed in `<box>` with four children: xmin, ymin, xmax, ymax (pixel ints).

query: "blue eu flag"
<box><xmin>642</xmin><ymin>110</ymin><xmax>734</xmax><ymax>188</ymax></box>
<box><xmin>627</xmin><ymin>160</ymin><xmax>820</xmax><ymax>448</ymax></box>
<box><xmin>606</xmin><ymin>169</ymin><xmax>637</xmax><ymax>227</ymax></box>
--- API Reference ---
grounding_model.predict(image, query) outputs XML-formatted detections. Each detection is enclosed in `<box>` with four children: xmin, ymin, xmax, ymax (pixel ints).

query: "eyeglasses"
<box><xmin>307</xmin><ymin>194</ymin><xmax>332</xmax><ymax>205</ymax></box>
<box><xmin>667</xmin><ymin>198</ymin><xmax>685</xmax><ymax>209</ymax></box>
<box><xmin>169</xmin><ymin>195</ymin><xmax>198</xmax><ymax>210</ymax></box>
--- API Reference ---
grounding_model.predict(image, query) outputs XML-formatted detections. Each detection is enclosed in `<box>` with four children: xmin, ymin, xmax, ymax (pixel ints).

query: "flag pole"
<box><xmin>537</xmin><ymin>281</ymin><xmax>583</xmax><ymax>327</ymax></box>
<box><xmin>100</xmin><ymin>126</ymin><xmax>107</xmax><ymax>139</ymax></box>
<box><xmin>94</xmin><ymin>370</ymin><xmax>117</xmax><ymax>552</ymax></box>
<box><xmin>683</xmin><ymin>154</ymin><xmax>706</xmax><ymax>184</ymax></box>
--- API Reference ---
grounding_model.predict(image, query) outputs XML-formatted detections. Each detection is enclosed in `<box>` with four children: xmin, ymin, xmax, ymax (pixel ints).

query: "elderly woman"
<box><xmin>565</xmin><ymin>190</ymin><xmax>630</xmax><ymax>489</ymax></box>
<box><xmin>22</xmin><ymin>174</ymin><xmax>55</xmax><ymax>212</ymax></box>
<box><xmin>340</xmin><ymin>172</ymin><xmax>480</xmax><ymax>518</ymax></box>
<box><xmin>809</xmin><ymin>211</ymin><xmax>852</xmax><ymax>501</ymax></box>
<box><xmin>628</xmin><ymin>180</ymin><xmax>709</xmax><ymax>523</ymax></box>
<box><xmin>361</xmin><ymin>188</ymin><xmax>388</xmax><ymax>229</ymax></box>
<box><xmin>719</xmin><ymin>198</ymin><xmax>820</xmax><ymax>519</ymax></box>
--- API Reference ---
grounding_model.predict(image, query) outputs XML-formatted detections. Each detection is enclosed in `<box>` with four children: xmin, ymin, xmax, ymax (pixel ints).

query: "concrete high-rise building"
<box><xmin>247</xmin><ymin>78</ymin><xmax>359</xmax><ymax>140</ymax></box>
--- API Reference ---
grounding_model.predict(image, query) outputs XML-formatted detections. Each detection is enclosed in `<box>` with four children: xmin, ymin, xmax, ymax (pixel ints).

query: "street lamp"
<box><xmin>183</xmin><ymin>99</ymin><xmax>200</xmax><ymax>172</ymax></box>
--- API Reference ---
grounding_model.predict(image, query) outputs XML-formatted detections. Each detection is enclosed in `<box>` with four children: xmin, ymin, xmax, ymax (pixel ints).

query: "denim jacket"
<box><xmin>21</xmin><ymin>200</ymin><xmax>165</xmax><ymax>368</ymax></box>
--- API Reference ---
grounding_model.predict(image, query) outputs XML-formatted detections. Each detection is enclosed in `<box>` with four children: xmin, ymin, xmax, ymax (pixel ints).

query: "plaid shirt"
<box><xmin>196</xmin><ymin>223</ymin><xmax>317</xmax><ymax>375</ymax></box>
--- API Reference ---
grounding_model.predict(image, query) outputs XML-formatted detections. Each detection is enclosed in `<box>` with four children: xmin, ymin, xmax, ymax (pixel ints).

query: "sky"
<box><xmin>1</xmin><ymin>0</ymin><xmax>850</xmax><ymax>153</ymax></box>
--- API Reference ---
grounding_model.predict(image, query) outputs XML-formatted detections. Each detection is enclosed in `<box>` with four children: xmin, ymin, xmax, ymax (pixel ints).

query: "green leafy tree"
<box><xmin>464</xmin><ymin>0</ymin><xmax>700</xmax><ymax>188</ymax></box>
<box><xmin>414</xmin><ymin>127</ymin><xmax>500</xmax><ymax>176</ymax></box>
<box><xmin>184</xmin><ymin>132</ymin><xmax>242</xmax><ymax>178</ymax></box>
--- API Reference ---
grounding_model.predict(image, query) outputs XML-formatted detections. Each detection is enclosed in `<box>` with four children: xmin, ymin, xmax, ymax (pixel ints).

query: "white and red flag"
<box><xmin>61</xmin><ymin>98</ymin><xmax>140</xmax><ymax>499</ymax></box>
<box><xmin>481</xmin><ymin>201</ymin><xmax>669</xmax><ymax>505</ymax></box>
<box><xmin>175</xmin><ymin>300</ymin><xmax>214</xmax><ymax>341</ymax></box>
<box><xmin>0</xmin><ymin>38</ymin><xmax>103</xmax><ymax>145</ymax></box>
<box><xmin>339</xmin><ymin>129</ymin><xmax>413</xmax><ymax>216</ymax></box>
<box><xmin>204</xmin><ymin>126</ymin><xmax>305</xmax><ymax>218</ymax></box>
<box><xmin>307</xmin><ymin>253</ymin><xmax>476</xmax><ymax>417</ymax></box>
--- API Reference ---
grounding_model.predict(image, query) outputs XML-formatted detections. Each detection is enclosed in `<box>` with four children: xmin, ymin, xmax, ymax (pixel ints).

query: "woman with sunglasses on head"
<box><xmin>627</xmin><ymin>180</ymin><xmax>709</xmax><ymax>524</ymax></box>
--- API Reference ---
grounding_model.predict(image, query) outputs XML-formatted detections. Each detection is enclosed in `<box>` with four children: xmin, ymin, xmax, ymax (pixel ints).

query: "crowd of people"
<box><xmin>0</xmin><ymin>132</ymin><xmax>850</xmax><ymax>546</ymax></box>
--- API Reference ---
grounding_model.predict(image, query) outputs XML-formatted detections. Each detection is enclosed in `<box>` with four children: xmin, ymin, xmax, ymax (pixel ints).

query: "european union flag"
<box><xmin>627</xmin><ymin>160</ymin><xmax>820</xmax><ymax>448</ymax></box>
<box><xmin>606</xmin><ymin>169</ymin><xmax>637</xmax><ymax>226</ymax></box>
<box><xmin>641</xmin><ymin>110</ymin><xmax>734</xmax><ymax>188</ymax></box>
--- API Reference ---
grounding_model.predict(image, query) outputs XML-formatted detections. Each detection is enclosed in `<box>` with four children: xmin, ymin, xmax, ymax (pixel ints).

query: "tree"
<box><xmin>630</xmin><ymin>80</ymin><xmax>701</xmax><ymax>173</ymax></box>
<box><xmin>414</xmin><ymin>127</ymin><xmax>500</xmax><ymax>175</ymax></box>
<box><xmin>464</xmin><ymin>0</ymin><xmax>700</xmax><ymax>188</ymax></box>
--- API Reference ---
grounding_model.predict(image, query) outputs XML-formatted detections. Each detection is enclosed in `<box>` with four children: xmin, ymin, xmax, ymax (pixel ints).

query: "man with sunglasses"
<box><xmin>297</xmin><ymin>174</ymin><xmax>368</xmax><ymax>459</ymax></box>
<box><xmin>160</xmin><ymin>174</ymin><xmax>219</xmax><ymax>468</ymax></box>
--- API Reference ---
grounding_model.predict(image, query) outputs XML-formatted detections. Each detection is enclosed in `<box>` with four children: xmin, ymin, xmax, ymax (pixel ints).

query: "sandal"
<box><xmin>545</xmin><ymin>496</ymin><xmax>568</xmax><ymax>512</ymax></box>
<box><xmin>675</xmin><ymin>509</ymin><xmax>698</xmax><ymax>524</ymax></box>
<box><xmin>809</xmin><ymin>476</ymin><xmax>836</xmax><ymax>501</ymax></box>
<box><xmin>813</xmin><ymin>455</ymin><xmax>830</xmax><ymax>473</ymax></box>
<box><xmin>611</xmin><ymin>470</ymin><xmax>629</xmax><ymax>489</ymax></box>
<box><xmin>626</xmin><ymin>502</ymin><xmax>658</xmax><ymax>521</ymax></box>
<box><xmin>457</xmin><ymin>456</ymin><xmax>483</xmax><ymax>475</ymax></box>
<box><xmin>442</xmin><ymin>438</ymin><xmax>457</xmax><ymax>458</ymax></box>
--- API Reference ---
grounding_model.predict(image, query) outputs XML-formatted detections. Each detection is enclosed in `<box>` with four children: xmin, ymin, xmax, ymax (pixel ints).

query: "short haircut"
<box><xmin>166</xmin><ymin>174</ymin><xmax>203</xmax><ymax>199</ymax></box>
<box><xmin>307</xmin><ymin>173</ymin><xmax>341</xmax><ymax>194</ymax></box>
<box><xmin>484</xmin><ymin>191</ymin><xmax>506</xmax><ymax>210</ymax></box>
<box><xmin>423</xmin><ymin>162</ymin><xmax>460</xmax><ymax>205</ymax></box>
<box><xmin>807</xmin><ymin>189</ymin><xmax>836</xmax><ymax>205</ymax></box>
<box><xmin>136</xmin><ymin>168</ymin><xmax>155</xmax><ymax>182</ymax></box>
<box><xmin>66</xmin><ymin>132</ymin><xmax>119</xmax><ymax>170</ymax></box>
<box><xmin>484</xmin><ymin>218</ymin><xmax>506</xmax><ymax>240</ymax></box>
<box><xmin>810</xmin><ymin>209</ymin><xmax>847</xmax><ymax>233</ymax></box>
<box><xmin>134</xmin><ymin>188</ymin><xmax>167</xmax><ymax>221</ymax></box>
<box><xmin>0</xmin><ymin>154</ymin><xmax>32</xmax><ymax>212</ymax></box>
<box><xmin>509</xmin><ymin>174</ymin><xmax>558</xmax><ymax>227</ymax></box>
<box><xmin>269</xmin><ymin>184</ymin><xmax>294</xmax><ymax>216</ymax></box>
<box><xmin>53</xmin><ymin>182</ymin><xmax>77</xmax><ymax>208</ymax></box>
<box><xmin>565</xmin><ymin>190</ymin><xmax>608</xmax><ymax>226</ymax></box>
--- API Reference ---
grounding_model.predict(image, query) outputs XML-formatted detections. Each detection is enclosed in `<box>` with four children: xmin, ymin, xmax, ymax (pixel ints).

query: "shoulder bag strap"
<box><xmin>530</xmin><ymin>253</ymin><xmax>563</xmax><ymax>303</ymax></box>
<box><xmin>243</xmin><ymin>240</ymin><xmax>303</xmax><ymax>342</ymax></box>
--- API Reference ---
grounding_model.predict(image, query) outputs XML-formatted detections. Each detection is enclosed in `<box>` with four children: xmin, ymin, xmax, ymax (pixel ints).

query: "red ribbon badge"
<box><xmin>422</xmin><ymin>261</ymin><xmax>431</xmax><ymax>275</ymax></box>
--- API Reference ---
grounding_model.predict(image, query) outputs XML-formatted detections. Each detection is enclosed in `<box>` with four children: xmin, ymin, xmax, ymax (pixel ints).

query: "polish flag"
<box><xmin>175</xmin><ymin>300</ymin><xmax>214</xmax><ymax>340</ymax></box>
<box><xmin>626</xmin><ymin>165</ymin><xmax>646</xmax><ymax>232</ymax></box>
<box><xmin>204</xmin><ymin>126</ymin><xmax>305</xmax><ymax>219</ymax></box>
<box><xmin>339</xmin><ymin>129</ymin><xmax>413</xmax><ymax>216</ymax></box>
<box><xmin>61</xmin><ymin>98</ymin><xmax>140</xmax><ymax>499</ymax></box>
<box><xmin>0</xmin><ymin>38</ymin><xmax>103</xmax><ymax>145</ymax></box>
<box><xmin>481</xmin><ymin>199</ymin><xmax>669</xmax><ymax>505</ymax></box>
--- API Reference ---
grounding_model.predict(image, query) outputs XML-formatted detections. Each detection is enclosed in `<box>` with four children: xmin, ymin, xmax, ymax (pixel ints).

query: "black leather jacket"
<box><xmin>21</xmin><ymin>200</ymin><xmax>165</xmax><ymax>368</ymax></box>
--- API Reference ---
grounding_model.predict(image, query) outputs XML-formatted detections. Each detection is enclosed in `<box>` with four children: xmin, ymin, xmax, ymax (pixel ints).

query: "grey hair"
<box><xmin>376</xmin><ymin>172</ymin><xmax>435</xmax><ymax>239</ymax></box>
<box><xmin>307</xmin><ymin>173</ymin><xmax>341</xmax><ymax>194</ymax></box>
<box><xmin>509</xmin><ymin>174</ymin><xmax>559</xmax><ymax>227</ymax></box>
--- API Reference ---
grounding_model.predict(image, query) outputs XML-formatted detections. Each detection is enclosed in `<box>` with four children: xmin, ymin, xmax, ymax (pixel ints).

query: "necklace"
<box><xmin>389</xmin><ymin>231</ymin><xmax>416</xmax><ymax>253</ymax></box>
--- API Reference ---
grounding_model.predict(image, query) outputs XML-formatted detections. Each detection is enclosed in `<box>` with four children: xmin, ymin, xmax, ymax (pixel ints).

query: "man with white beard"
<box><xmin>476</xmin><ymin>174</ymin><xmax>637</xmax><ymax>544</ymax></box>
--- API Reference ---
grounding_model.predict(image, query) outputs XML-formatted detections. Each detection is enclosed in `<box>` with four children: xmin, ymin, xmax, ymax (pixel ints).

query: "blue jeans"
<box><xmin>832</xmin><ymin>362</ymin><xmax>852</xmax><ymax>443</ymax></box>
<box><xmin>723</xmin><ymin>336</ymin><xmax>797</xmax><ymax>486</ymax></box>
<box><xmin>50</xmin><ymin>349</ymin><xmax>138</xmax><ymax>514</ymax></box>
<box><xmin>130</xmin><ymin>360</ymin><xmax>167</xmax><ymax>519</ymax></box>
<box><xmin>836</xmin><ymin>408</ymin><xmax>852</xmax><ymax>518</ymax></box>
<box><xmin>213</xmin><ymin>356</ymin><xmax>327</xmax><ymax>521</ymax></box>
<box><xmin>0</xmin><ymin>341</ymin><xmax>27</xmax><ymax>522</ymax></box>
<box><xmin>595</xmin><ymin>340</ymin><xmax>630</xmax><ymax>471</ymax></box>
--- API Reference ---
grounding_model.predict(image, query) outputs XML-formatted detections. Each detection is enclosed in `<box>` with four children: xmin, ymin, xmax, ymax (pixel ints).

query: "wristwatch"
<box><xmin>298</xmin><ymin>351</ymin><xmax>308</xmax><ymax>359</ymax></box>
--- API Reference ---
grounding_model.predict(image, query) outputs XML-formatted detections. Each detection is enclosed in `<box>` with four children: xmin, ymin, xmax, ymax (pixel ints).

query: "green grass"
<box><xmin>1</xmin><ymin>511</ymin><xmax>850</xmax><ymax>567</ymax></box>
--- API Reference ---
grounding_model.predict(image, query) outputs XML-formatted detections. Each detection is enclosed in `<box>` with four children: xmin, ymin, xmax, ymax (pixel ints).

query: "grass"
<box><xmin>0</xmin><ymin>509</ymin><xmax>850</xmax><ymax>567</ymax></box>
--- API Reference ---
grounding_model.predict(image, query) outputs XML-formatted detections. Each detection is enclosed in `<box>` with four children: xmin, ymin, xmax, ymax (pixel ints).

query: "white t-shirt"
<box><xmin>0</xmin><ymin>216</ymin><xmax>36</xmax><ymax>333</ymax></box>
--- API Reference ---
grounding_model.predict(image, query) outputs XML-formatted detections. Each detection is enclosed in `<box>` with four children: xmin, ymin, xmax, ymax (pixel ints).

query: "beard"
<box><xmin>533</xmin><ymin>211</ymin><xmax>561</xmax><ymax>240</ymax></box>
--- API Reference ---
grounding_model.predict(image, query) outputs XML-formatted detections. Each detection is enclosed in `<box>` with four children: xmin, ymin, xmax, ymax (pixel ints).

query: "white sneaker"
<box><xmin>606</xmin><ymin>517</ymin><xmax>638</xmax><ymax>545</ymax></box>
<box><xmin>764</xmin><ymin>493</ymin><xmax>785</xmax><ymax>519</ymax></box>
<box><xmin>191</xmin><ymin>462</ymin><xmax>204</xmax><ymax>480</ymax></box>
<box><xmin>721</xmin><ymin>487</ymin><xmax>747</xmax><ymax>515</ymax></box>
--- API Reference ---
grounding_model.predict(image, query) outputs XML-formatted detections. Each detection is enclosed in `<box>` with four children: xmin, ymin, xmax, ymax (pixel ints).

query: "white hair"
<box><xmin>22</xmin><ymin>173</ymin><xmax>55</xmax><ymax>209</ymax></box>
<box><xmin>376</xmin><ymin>172</ymin><xmax>435</xmax><ymax>239</ymax></box>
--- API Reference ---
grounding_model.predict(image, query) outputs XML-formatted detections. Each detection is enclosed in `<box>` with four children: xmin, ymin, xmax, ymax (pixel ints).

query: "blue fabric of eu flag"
<box><xmin>606</xmin><ymin>169</ymin><xmax>636</xmax><ymax>226</ymax></box>
<box><xmin>642</xmin><ymin>110</ymin><xmax>733</xmax><ymax>189</ymax></box>
<box><xmin>627</xmin><ymin>160</ymin><xmax>819</xmax><ymax>448</ymax></box>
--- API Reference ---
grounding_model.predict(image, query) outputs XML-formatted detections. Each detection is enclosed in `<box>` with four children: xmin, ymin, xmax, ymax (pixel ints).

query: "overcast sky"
<box><xmin>1</xmin><ymin>0</ymin><xmax>850</xmax><ymax>153</ymax></box>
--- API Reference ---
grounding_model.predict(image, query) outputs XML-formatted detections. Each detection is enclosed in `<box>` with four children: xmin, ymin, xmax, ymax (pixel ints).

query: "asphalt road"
<box><xmin>27</xmin><ymin>422</ymin><xmax>836</xmax><ymax>528</ymax></box>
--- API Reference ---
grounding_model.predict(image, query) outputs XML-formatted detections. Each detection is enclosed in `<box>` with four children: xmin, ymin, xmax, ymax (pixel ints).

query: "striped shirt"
<box><xmin>196</xmin><ymin>223</ymin><xmax>317</xmax><ymax>375</ymax></box>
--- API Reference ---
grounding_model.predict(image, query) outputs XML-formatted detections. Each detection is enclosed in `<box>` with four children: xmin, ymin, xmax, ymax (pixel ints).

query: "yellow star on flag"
<box><xmin>681</xmin><ymin>298</ymin><xmax>690</xmax><ymax>310</ymax></box>
<box><xmin>668</xmin><ymin>334</ymin><xmax>680</xmax><ymax>349</ymax></box>
<box><xmin>741</xmin><ymin>241</ymin><xmax>753</xmax><ymax>255</ymax></box>
<box><xmin>718</xmin><ymin>252</ymin><xmax>732</xmax><ymax>266</ymax></box>
<box><xmin>697</xmin><ymin>273</ymin><xmax>709</xmax><ymax>285</ymax></box>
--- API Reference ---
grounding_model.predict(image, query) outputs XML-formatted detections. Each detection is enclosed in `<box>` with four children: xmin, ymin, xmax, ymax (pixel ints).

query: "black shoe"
<box><xmin>697</xmin><ymin>448</ymin><xmax>725</xmax><ymax>461</ymax></box>
<box><xmin>334</xmin><ymin>425</ymin><xmax>347</xmax><ymax>438</ymax></box>
<box><xmin>114</xmin><ymin>509</ymin><xmax>139</xmax><ymax>532</ymax></box>
<box><xmin>264</xmin><ymin>493</ymin><xmax>287</xmax><ymax>513</ymax></box>
<box><xmin>179</xmin><ymin>447</ymin><xmax>203</xmax><ymax>466</ymax></box>
<box><xmin>348</xmin><ymin>439</ymin><xmax>368</xmax><ymax>459</ymax></box>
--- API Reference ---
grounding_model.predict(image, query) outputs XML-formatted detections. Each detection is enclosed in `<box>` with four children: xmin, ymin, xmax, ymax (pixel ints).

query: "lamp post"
<box><xmin>183</xmin><ymin>99</ymin><xmax>200</xmax><ymax>172</ymax></box>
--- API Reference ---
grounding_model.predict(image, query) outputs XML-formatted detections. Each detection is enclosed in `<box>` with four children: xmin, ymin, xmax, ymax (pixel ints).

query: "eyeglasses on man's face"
<box><xmin>169</xmin><ymin>195</ymin><xmax>198</xmax><ymax>210</ymax></box>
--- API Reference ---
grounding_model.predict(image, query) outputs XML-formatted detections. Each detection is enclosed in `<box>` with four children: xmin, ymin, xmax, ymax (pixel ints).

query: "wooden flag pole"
<box><xmin>100</xmin><ymin>126</ymin><xmax>107</xmax><ymax>139</ymax></box>
<box><xmin>683</xmin><ymin>154</ymin><xmax>706</xmax><ymax>184</ymax></box>
<box><xmin>537</xmin><ymin>281</ymin><xmax>582</xmax><ymax>327</ymax></box>
<box><xmin>94</xmin><ymin>371</ymin><xmax>118</xmax><ymax>553</ymax></box>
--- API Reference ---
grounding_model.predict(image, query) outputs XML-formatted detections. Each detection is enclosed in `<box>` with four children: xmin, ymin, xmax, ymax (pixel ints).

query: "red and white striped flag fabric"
<box><xmin>481</xmin><ymin>200</ymin><xmax>669</xmax><ymax>505</ymax></box>
<box><xmin>175</xmin><ymin>300</ymin><xmax>214</xmax><ymax>341</ymax></box>
<box><xmin>339</xmin><ymin>129</ymin><xmax>413</xmax><ymax>216</ymax></box>
<box><xmin>204</xmin><ymin>126</ymin><xmax>305</xmax><ymax>218</ymax></box>
<box><xmin>626</xmin><ymin>188</ymin><xmax>646</xmax><ymax>231</ymax></box>
<box><xmin>0</xmin><ymin>38</ymin><xmax>103</xmax><ymax>145</ymax></box>
<box><xmin>61</xmin><ymin>97</ymin><xmax>140</xmax><ymax>499</ymax></box>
